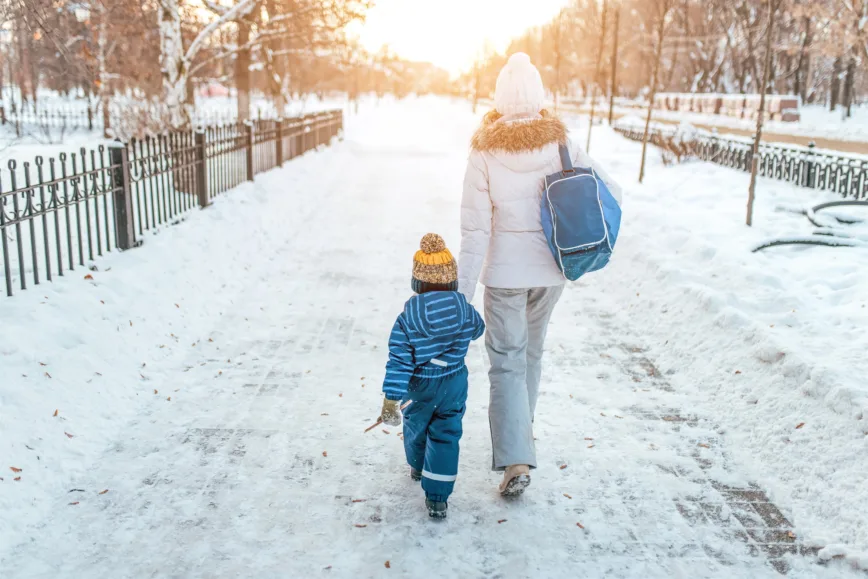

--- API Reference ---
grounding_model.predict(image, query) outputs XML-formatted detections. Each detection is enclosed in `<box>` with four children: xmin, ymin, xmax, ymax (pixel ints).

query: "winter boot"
<box><xmin>410</xmin><ymin>467</ymin><xmax>422</xmax><ymax>482</ymax></box>
<box><xmin>499</xmin><ymin>464</ymin><xmax>531</xmax><ymax>497</ymax></box>
<box><xmin>426</xmin><ymin>499</ymin><xmax>448</xmax><ymax>520</ymax></box>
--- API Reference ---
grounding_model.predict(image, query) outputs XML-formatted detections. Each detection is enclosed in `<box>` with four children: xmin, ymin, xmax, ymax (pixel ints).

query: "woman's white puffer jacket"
<box><xmin>458</xmin><ymin>110</ymin><xmax>623</xmax><ymax>301</ymax></box>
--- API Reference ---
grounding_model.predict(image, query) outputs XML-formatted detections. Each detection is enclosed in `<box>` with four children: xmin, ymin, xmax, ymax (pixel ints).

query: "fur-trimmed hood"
<box><xmin>471</xmin><ymin>109</ymin><xmax>568</xmax><ymax>154</ymax></box>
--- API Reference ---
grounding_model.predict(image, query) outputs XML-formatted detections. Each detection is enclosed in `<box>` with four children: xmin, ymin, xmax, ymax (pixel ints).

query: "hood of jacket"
<box><xmin>403</xmin><ymin>291</ymin><xmax>471</xmax><ymax>339</ymax></box>
<box><xmin>470</xmin><ymin>109</ymin><xmax>568</xmax><ymax>173</ymax></box>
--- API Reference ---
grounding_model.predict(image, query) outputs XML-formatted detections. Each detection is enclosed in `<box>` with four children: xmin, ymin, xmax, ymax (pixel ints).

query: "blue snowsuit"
<box><xmin>383</xmin><ymin>291</ymin><xmax>485</xmax><ymax>502</ymax></box>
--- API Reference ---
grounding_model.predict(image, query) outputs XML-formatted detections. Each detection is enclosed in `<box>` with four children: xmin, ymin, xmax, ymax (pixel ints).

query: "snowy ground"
<box><xmin>1</xmin><ymin>97</ymin><xmax>866</xmax><ymax>578</ymax></box>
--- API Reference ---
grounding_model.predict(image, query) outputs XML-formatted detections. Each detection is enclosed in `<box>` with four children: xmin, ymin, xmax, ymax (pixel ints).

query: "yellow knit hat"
<box><xmin>412</xmin><ymin>234</ymin><xmax>458</xmax><ymax>293</ymax></box>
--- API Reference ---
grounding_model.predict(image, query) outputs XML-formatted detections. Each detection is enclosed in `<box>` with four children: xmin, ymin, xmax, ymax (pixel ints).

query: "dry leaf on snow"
<box><xmin>69</xmin><ymin>501</ymin><xmax>79</xmax><ymax>506</ymax></box>
<box><xmin>99</xmin><ymin>489</ymin><xmax>109</xmax><ymax>495</ymax></box>
<box><xmin>14</xmin><ymin>477</ymin><xmax>22</xmax><ymax>481</ymax></box>
<box><xmin>352</xmin><ymin>499</ymin><xmax>366</xmax><ymax>503</ymax></box>
<box><xmin>65</xmin><ymin>432</ymin><xmax>74</xmax><ymax>438</ymax></box>
<box><xmin>795</xmin><ymin>422</ymin><xmax>805</xmax><ymax>429</ymax></box>
<box><xmin>382</xmin><ymin>430</ymin><xmax>390</xmax><ymax>435</ymax></box>
<box><xmin>45</xmin><ymin>372</ymin><xmax>52</xmax><ymax>379</ymax></box>
<box><xmin>576</xmin><ymin>522</ymin><xmax>585</xmax><ymax>529</ymax></box>
<box><xmin>322</xmin><ymin>451</ymin><xmax>328</xmax><ymax>457</ymax></box>
<box><xmin>698</xmin><ymin>443</ymin><xmax>710</xmax><ymax>449</ymax></box>
<box><xmin>559</xmin><ymin>464</ymin><xmax>568</xmax><ymax>470</ymax></box>
<box><xmin>84</xmin><ymin>274</ymin><xmax>93</xmax><ymax>280</ymax></box>
<box><xmin>563</xmin><ymin>493</ymin><xmax>572</xmax><ymax>499</ymax></box>
<box><xmin>384</xmin><ymin>561</ymin><xmax>391</xmax><ymax>569</ymax></box>
<box><xmin>584</xmin><ymin>437</ymin><xmax>593</xmax><ymax>441</ymax></box>
<box><xmin>787</xmin><ymin>531</ymin><xmax>796</xmax><ymax>539</ymax></box>
<box><xmin>53</xmin><ymin>409</ymin><xmax>58</xmax><ymax>417</ymax></box>
<box><xmin>39</xmin><ymin>362</ymin><xmax>47</xmax><ymax>367</ymax></box>
<box><xmin>497</xmin><ymin>519</ymin><xmax>507</xmax><ymax>524</ymax></box>
<box><xmin>354</xmin><ymin>524</ymin><xmax>367</xmax><ymax>528</ymax></box>
<box><xmin>10</xmin><ymin>467</ymin><xmax>22</xmax><ymax>473</ymax></box>
<box><xmin>587</xmin><ymin>444</ymin><xmax>595</xmax><ymax>449</ymax></box>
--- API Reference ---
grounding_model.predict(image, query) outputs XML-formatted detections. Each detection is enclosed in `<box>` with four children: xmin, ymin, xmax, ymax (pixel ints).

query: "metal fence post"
<box><xmin>276</xmin><ymin>119</ymin><xmax>284</xmax><ymax>166</ymax></box>
<box><xmin>338</xmin><ymin>110</ymin><xmax>344</xmax><ymax>140</ymax></box>
<box><xmin>110</xmin><ymin>144</ymin><xmax>136</xmax><ymax>250</ymax></box>
<box><xmin>195</xmin><ymin>131</ymin><xmax>210</xmax><ymax>207</ymax></box>
<box><xmin>0</xmin><ymin>106</ymin><xmax>5</xmax><ymax>125</ymax></box>
<box><xmin>246</xmin><ymin>122</ymin><xmax>255</xmax><ymax>181</ymax></box>
<box><xmin>805</xmin><ymin>142</ymin><xmax>817</xmax><ymax>189</ymax></box>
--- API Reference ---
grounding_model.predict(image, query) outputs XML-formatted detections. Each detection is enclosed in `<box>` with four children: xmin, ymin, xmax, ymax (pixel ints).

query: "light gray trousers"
<box><xmin>484</xmin><ymin>285</ymin><xmax>564</xmax><ymax>471</ymax></box>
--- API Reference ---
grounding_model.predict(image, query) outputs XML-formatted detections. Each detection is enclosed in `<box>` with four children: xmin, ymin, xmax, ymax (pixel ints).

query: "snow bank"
<box><xmin>576</xmin><ymin>125</ymin><xmax>868</xmax><ymax>565</ymax></box>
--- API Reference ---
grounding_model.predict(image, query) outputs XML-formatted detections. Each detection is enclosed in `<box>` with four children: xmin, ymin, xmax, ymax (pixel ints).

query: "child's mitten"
<box><xmin>380</xmin><ymin>398</ymin><xmax>402</xmax><ymax>426</ymax></box>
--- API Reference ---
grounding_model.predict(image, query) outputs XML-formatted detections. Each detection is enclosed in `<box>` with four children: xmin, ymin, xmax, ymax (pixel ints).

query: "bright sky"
<box><xmin>356</xmin><ymin>0</ymin><xmax>570</xmax><ymax>76</ymax></box>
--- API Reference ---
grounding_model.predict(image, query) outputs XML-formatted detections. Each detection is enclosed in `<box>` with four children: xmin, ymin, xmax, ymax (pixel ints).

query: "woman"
<box><xmin>458</xmin><ymin>53</ymin><xmax>623</xmax><ymax>496</ymax></box>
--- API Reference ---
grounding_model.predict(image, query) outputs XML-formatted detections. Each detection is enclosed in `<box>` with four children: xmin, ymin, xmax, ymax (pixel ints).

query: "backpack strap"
<box><xmin>558</xmin><ymin>144</ymin><xmax>574</xmax><ymax>173</ymax></box>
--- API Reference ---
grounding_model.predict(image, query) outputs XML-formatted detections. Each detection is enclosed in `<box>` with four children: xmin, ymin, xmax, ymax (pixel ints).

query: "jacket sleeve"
<box><xmin>570</xmin><ymin>138</ymin><xmax>623</xmax><ymax>206</ymax></box>
<box><xmin>458</xmin><ymin>150</ymin><xmax>492</xmax><ymax>303</ymax></box>
<box><xmin>382</xmin><ymin>315</ymin><xmax>415</xmax><ymax>401</ymax></box>
<box><xmin>469</xmin><ymin>305</ymin><xmax>486</xmax><ymax>341</ymax></box>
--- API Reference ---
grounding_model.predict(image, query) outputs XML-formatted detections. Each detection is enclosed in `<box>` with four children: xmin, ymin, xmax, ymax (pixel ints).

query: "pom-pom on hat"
<box><xmin>494</xmin><ymin>52</ymin><xmax>546</xmax><ymax>117</ymax></box>
<box><xmin>412</xmin><ymin>234</ymin><xmax>458</xmax><ymax>294</ymax></box>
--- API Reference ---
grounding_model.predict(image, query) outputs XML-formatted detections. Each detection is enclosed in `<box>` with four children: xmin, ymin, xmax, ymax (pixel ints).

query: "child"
<box><xmin>378</xmin><ymin>233</ymin><xmax>485</xmax><ymax>519</ymax></box>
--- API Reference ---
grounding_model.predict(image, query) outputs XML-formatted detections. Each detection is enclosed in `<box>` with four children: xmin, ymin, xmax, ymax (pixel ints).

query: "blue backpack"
<box><xmin>541</xmin><ymin>145</ymin><xmax>621</xmax><ymax>281</ymax></box>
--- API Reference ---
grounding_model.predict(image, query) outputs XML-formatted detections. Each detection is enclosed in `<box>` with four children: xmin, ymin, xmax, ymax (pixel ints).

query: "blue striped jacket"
<box><xmin>383</xmin><ymin>291</ymin><xmax>485</xmax><ymax>401</ymax></box>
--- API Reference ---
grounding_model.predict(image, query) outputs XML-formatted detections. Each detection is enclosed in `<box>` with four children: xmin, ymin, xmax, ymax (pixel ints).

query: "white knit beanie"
<box><xmin>494</xmin><ymin>53</ymin><xmax>546</xmax><ymax>117</ymax></box>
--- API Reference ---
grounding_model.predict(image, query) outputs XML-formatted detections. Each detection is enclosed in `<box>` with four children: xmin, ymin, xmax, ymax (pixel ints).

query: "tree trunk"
<box><xmin>235</xmin><ymin>20</ymin><xmax>251</xmax><ymax>121</ymax></box>
<box><xmin>265</xmin><ymin>0</ymin><xmax>288</xmax><ymax>116</ymax></box>
<box><xmin>794</xmin><ymin>17</ymin><xmax>810</xmax><ymax>101</ymax></box>
<box><xmin>15</xmin><ymin>19</ymin><xmax>30</xmax><ymax>108</ymax></box>
<box><xmin>159</xmin><ymin>0</ymin><xmax>190</xmax><ymax>128</ymax></box>
<box><xmin>472</xmin><ymin>64</ymin><xmax>480</xmax><ymax>114</ymax></box>
<box><xmin>608</xmin><ymin>6</ymin><xmax>620</xmax><ymax>126</ymax></box>
<box><xmin>830</xmin><ymin>57</ymin><xmax>841</xmax><ymax>111</ymax></box>
<box><xmin>746</xmin><ymin>0</ymin><xmax>777</xmax><ymax>227</ymax></box>
<box><xmin>842</xmin><ymin>55</ymin><xmax>855</xmax><ymax>119</ymax></box>
<box><xmin>97</xmin><ymin>1</ymin><xmax>111</xmax><ymax>138</ymax></box>
<box><xmin>639</xmin><ymin>4</ymin><xmax>669</xmax><ymax>184</ymax></box>
<box><xmin>586</xmin><ymin>0</ymin><xmax>608</xmax><ymax>153</ymax></box>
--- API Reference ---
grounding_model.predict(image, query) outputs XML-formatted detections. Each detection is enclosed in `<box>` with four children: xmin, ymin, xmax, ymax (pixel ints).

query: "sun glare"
<box><xmin>356</xmin><ymin>0</ymin><xmax>570</xmax><ymax>76</ymax></box>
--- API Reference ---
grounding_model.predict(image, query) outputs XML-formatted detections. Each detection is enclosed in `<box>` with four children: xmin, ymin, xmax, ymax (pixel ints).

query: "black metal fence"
<box><xmin>0</xmin><ymin>110</ymin><xmax>343</xmax><ymax>297</ymax></box>
<box><xmin>1</xmin><ymin>106</ymin><xmax>99</xmax><ymax>136</ymax></box>
<box><xmin>614</xmin><ymin>126</ymin><xmax>868</xmax><ymax>200</ymax></box>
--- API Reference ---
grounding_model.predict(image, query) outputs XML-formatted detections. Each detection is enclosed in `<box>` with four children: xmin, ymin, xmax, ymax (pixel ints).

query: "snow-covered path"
<box><xmin>1</xmin><ymin>99</ymin><xmax>864</xmax><ymax>578</ymax></box>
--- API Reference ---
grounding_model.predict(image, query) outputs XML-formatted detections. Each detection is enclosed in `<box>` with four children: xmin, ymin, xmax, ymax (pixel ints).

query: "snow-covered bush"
<box><xmin>659</xmin><ymin>122</ymin><xmax>701</xmax><ymax>165</ymax></box>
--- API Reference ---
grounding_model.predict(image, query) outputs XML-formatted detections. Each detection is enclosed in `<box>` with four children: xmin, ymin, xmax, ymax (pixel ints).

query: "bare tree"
<box><xmin>586</xmin><ymin>0</ymin><xmax>608</xmax><ymax>152</ymax></box>
<box><xmin>746</xmin><ymin>0</ymin><xmax>781</xmax><ymax>227</ymax></box>
<box><xmin>638</xmin><ymin>0</ymin><xmax>675</xmax><ymax>184</ymax></box>
<box><xmin>608</xmin><ymin>4</ymin><xmax>620</xmax><ymax>125</ymax></box>
<box><xmin>158</xmin><ymin>0</ymin><xmax>259</xmax><ymax>127</ymax></box>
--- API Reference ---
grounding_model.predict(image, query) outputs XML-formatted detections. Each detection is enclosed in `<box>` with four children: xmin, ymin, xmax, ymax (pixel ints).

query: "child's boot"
<box><xmin>425</xmin><ymin>498</ymin><xmax>448</xmax><ymax>520</ymax></box>
<box><xmin>410</xmin><ymin>467</ymin><xmax>422</xmax><ymax>481</ymax></box>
